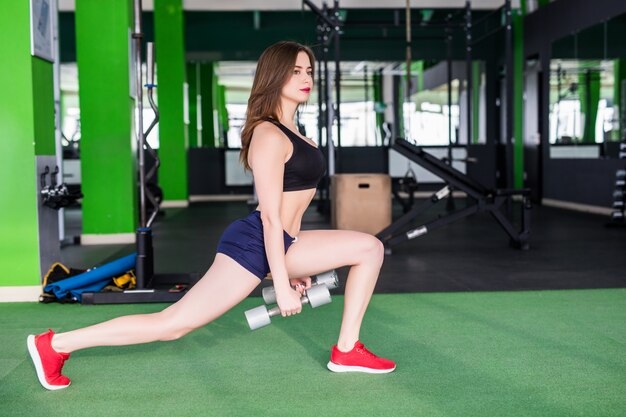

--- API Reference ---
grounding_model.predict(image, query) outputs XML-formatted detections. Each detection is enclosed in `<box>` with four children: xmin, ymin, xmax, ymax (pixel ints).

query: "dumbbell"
<box><xmin>245</xmin><ymin>284</ymin><xmax>332</xmax><ymax>331</ymax></box>
<box><xmin>262</xmin><ymin>270</ymin><xmax>339</xmax><ymax>305</ymax></box>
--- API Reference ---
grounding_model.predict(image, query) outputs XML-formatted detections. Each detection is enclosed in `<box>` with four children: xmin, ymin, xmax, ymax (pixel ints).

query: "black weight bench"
<box><xmin>377</xmin><ymin>138</ymin><xmax>531</xmax><ymax>252</ymax></box>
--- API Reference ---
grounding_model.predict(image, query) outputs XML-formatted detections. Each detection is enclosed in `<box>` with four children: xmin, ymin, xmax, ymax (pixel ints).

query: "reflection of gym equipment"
<box><xmin>245</xmin><ymin>285</ymin><xmax>333</xmax><ymax>331</ymax></box>
<box><xmin>61</xmin><ymin>118</ymin><xmax>81</xmax><ymax>159</ymax></box>
<box><xmin>392</xmin><ymin>166</ymin><xmax>419</xmax><ymax>214</ymax></box>
<box><xmin>377</xmin><ymin>138</ymin><xmax>531</xmax><ymax>252</ymax></box>
<box><xmin>553</xmin><ymin>65</ymin><xmax>579</xmax><ymax>143</ymax></box>
<box><xmin>261</xmin><ymin>270</ymin><xmax>339</xmax><ymax>305</ymax></box>
<box><xmin>40</xmin><ymin>165</ymin><xmax>82</xmax><ymax>210</ymax></box>
<box><xmin>553</xmin><ymin>65</ymin><xmax>607</xmax><ymax>144</ymax></box>
<box><xmin>608</xmin><ymin>168</ymin><xmax>626</xmax><ymax>226</ymax></box>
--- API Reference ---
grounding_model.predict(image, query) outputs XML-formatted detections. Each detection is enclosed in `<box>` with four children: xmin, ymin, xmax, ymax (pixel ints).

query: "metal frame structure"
<box><xmin>377</xmin><ymin>0</ymin><xmax>531</xmax><ymax>253</ymax></box>
<box><xmin>304</xmin><ymin>0</ymin><xmax>343</xmax><ymax>214</ymax></box>
<box><xmin>377</xmin><ymin>138</ymin><xmax>531</xmax><ymax>251</ymax></box>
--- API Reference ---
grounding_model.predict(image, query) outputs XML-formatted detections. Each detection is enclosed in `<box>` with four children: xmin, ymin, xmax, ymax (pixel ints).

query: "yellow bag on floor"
<box><xmin>112</xmin><ymin>271</ymin><xmax>136</xmax><ymax>290</ymax></box>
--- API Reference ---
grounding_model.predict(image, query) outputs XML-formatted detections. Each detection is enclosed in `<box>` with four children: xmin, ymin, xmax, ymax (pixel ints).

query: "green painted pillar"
<box><xmin>215</xmin><ymin>84</ymin><xmax>229</xmax><ymax>147</ymax></box>
<box><xmin>0</xmin><ymin>1</ymin><xmax>56</xmax><ymax>293</ymax></box>
<box><xmin>579</xmin><ymin>70</ymin><xmax>601</xmax><ymax>143</ymax></box>
<box><xmin>472</xmin><ymin>62</ymin><xmax>481</xmax><ymax>144</ymax></box>
<box><xmin>154</xmin><ymin>0</ymin><xmax>188</xmax><ymax>202</ymax></box>
<box><xmin>513</xmin><ymin>6</ymin><xmax>525</xmax><ymax>188</ymax></box>
<box><xmin>186</xmin><ymin>62</ymin><xmax>199</xmax><ymax>148</ymax></box>
<box><xmin>613</xmin><ymin>60</ymin><xmax>626</xmax><ymax>140</ymax></box>
<box><xmin>76</xmin><ymin>0</ymin><xmax>137</xmax><ymax>242</ymax></box>
<box><xmin>373</xmin><ymin>71</ymin><xmax>384</xmax><ymax>141</ymax></box>
<box><xmin>199</xmin><ymin>63</ymin><xmax>216</xmax><ymax>148</ymax></box>
<box><xmin>398</xmin><ymin>72</ymin><xmax>406</xmax><ymax>137</ymax></box>
<box><xmin>412</xmin><ymin>61</ymin><xmax>424</xmax><ymax>92</ymax></box>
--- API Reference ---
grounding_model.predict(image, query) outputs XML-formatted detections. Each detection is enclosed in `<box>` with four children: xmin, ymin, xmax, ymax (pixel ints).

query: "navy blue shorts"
<box><xmin>216</xmin><ymin>210</ymin><xmax>297</xmax><ymax>280</ymax></box>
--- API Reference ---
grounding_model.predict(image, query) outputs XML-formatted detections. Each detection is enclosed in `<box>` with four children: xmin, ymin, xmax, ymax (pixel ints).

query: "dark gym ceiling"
<box><xmin>59</xmin><ymin>9</ymin><xmax>501</xmax><ymax>64</ymax></box>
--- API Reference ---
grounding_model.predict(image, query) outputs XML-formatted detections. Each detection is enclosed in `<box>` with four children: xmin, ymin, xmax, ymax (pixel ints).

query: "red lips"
<box><xmin>300</xmin><ymin>88</ymin><xmax>311</xmax><ymax>93</ymax></box>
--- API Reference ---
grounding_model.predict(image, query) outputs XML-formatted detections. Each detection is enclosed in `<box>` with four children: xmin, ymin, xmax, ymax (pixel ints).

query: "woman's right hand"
<box><xmin>275</xmin><ymin>286</ymin><xmax>303</xmax><ymax>317</ymax></box>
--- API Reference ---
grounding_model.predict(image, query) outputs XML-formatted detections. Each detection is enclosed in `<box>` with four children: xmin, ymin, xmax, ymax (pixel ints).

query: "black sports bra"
<box><xmin>266</xmin><ymin>119</ymin><xmax>326</xmax><ymax>192</ymax></box>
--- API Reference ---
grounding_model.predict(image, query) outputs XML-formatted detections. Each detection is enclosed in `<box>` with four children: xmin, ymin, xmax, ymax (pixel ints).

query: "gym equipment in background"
<box><xmin>82</xmin><ymin>0</ymin><xmax>197</xmax><ymax>304</ymax></box>
<box><xmin>304</xmin><ymin>0</ymin><xmax>344</xmax><ymax>216</ymax></box>
<box><xmin>45</xmin><ymin>253</ymin><xmax>136</xmax><ymax>303</ymax></box>
<box><xmin>606</xmin><ymin>76</ymin><xmax>626</xmax><ymax>227</ymax></box>
<box><xmin>377</xmin><ymin>138</ymin><xmax>531</xmax><ymax>253</ymax></box>
<box><xmin>608</xmin><ymin>167</ymin><xmax>626</xmax><ymax>226</ymax></box>
<box><xmin>40</xmin><ymin>165</ymin><xmax>83</xmax><ymax>210</ymax></box>
<box><xmin>392</xmin><ymin>166</ymin><xmax>419</xmax><ymax>214</ymax></box>
<box><xmin>245</xmin><ymin>285</ymin><xmax>333</xmax><ymax>331</ymax></box>
<box><xmin>261</xmin><ymin>270</ymin><xmax>339</xmax><ymax>305</ymax></box>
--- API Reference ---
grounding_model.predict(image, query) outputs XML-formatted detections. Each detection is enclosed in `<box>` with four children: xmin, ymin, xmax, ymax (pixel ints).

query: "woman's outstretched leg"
<box><xmin>28</xmin><ymin>254</ymin><xmax>260</xmax><ymax>389</ymax></box>
<box><xmin>51</xmin><ymin>254</ymin><xmax>259</xmax><ymax>353</ymax></box>
<box><xmin>284</xmin><ymin>229</ymin><xmax>394</xmax><ymax>373</ymax></box>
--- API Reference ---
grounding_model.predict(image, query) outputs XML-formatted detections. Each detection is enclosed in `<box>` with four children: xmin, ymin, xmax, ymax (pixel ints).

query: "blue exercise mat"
<box><xmin>44</xmin><ymin>253</ymin><xmax>137</xmax><ymax>302</ymax></box>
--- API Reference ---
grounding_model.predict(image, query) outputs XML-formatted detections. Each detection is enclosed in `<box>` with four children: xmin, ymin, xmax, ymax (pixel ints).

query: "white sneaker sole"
<box><xmin>27</xmin><ymin>335</ymin><xmax>70</xmax><ymax>391</ymax></box>
<box><xmin>327</xmin><ymin>361</ymin><xmax>396</xmax><ymax>374</ymax></box>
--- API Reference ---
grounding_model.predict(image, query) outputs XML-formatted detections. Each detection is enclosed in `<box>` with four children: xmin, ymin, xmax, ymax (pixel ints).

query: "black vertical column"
<box><xmin>333</xmin><ymin>1</ymin><xmax>341</xmax><ymax>171</ymax></box>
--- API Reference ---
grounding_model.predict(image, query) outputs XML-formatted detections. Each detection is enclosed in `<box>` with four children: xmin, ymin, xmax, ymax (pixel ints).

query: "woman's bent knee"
<box><xmin>371</xmin><ymin>237</ymin><xmax>385</xmax><ymax>265</ymax></box>
<box><xmin>358</xmin><ymin>234</ymin><xmax>385</xmax><ymax>266</ymax></box>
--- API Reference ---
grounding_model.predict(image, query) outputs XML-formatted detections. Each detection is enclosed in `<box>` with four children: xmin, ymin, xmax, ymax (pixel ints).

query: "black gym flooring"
<box><xmin>60</xmin><ymin>198</ymin><xmax>626</xmax><ymax>295</ymax></box>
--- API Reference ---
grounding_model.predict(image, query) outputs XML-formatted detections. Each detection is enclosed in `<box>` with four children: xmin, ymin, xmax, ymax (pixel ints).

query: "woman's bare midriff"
<box><xmin>255</xmin><ymin>187</ymin><xmax>316</xmax><ymax>237</ymax></box>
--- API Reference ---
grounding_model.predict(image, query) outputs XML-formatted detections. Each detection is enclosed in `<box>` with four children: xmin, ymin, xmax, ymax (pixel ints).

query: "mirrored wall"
<box><xmin>550</xmin><ymin>12</ymin><xmax>626</xmax><ymax>158</ymax></box>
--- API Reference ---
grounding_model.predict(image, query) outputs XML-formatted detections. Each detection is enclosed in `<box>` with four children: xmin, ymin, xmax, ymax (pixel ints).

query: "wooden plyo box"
<box><xmin>331</xmin><ymin>174</ymin><xmax>391</xmax><ymax>235</ymax></box>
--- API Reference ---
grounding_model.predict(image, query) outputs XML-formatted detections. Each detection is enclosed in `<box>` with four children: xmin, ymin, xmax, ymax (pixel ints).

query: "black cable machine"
<box><xmin>83</xmin><ymin>0</ymin><xmax>198</xmax><ymax>304</ymax></box>
<box><xmin>377</xmin><ymin>0</ymin><xmax>532</xmax><ymax>253</ymax></box>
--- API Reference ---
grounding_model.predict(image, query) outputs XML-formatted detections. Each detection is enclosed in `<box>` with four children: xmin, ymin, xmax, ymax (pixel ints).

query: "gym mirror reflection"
<box><xmin>549</xmin><ymin>12</ymin><xmax>626</xmax><ymax>159</ymax></box>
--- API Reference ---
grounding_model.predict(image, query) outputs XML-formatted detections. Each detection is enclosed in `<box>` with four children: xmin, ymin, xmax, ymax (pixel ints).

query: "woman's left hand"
<box><xmin>289</xmin><ymin>277</ymin><xmax>312</xmax><ymax>295</ymax></box>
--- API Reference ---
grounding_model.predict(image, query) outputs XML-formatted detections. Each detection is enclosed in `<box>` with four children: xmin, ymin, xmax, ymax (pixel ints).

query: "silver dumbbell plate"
<box><xmin>262</xmin><ymin>286</ymin><xmax>277</xmax><ymax>305</ymax></box>
<box><xmin>245</xmin><ymin>305</ymin><xmax>272</xmax><ymax>330</ymax></box>
<box><xmin>306</xmin><ymin>285</ymin><xmax>332</xmax><ymax>308</ymax></box>
<box><xmin>315</xmin><ymin>270</ymin><xmax>339</xmax><ymax>289</ymax></box>
<box><xmin>262</xmin><ymin>270</ymin><xmax>339</xmax><ymax>305</ymax></box>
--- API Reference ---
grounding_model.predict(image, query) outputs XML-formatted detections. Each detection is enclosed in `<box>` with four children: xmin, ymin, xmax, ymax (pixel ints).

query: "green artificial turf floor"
<box><xmin>1</xmin><ymin>289</ymin><xmax>625</xmax><ymax>417</ymax></box>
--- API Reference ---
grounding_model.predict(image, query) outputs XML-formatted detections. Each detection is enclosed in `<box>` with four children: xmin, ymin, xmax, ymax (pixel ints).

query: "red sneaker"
<box><xmin>27</xmin><ymin>329</ymin><xmax>71</xmax><ymax>390</ymax></box>
<box><xmin>327</xmin><ymin>341</ymin><xmax>396</xmax><ymax>374</ymax></box>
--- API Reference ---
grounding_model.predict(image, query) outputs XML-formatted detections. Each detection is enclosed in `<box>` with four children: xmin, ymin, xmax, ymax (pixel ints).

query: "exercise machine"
<box><xmin>377</xmin><ymin>138</ymin><xmax>531</xmax><ymax>252</ymax></box>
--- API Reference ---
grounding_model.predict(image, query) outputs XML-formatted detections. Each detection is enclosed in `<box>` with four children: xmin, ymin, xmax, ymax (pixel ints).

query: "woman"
<box><xmin>27</xmin><ymin>41</ymin><xmax>395</xmax><ymax>391</ymax></box>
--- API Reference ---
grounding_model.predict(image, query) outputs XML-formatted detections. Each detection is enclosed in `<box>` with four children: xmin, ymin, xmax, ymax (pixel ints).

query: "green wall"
<box><xmin>199</xmin><ymin>63</ymin><xmax>216</xmax><ymax>148</ymax></box>
<box><xmin>579</xmin><ymin>70</ymin><xmax>601</xmax><ymax>143</ymax></box>
<box><xmin>472</xmin><ymin>61</ymin><xmax>481</xmax><ymax>144</ymax></box>
<box><xmin>187</xmin><ymin>62</ymin><xmax>199</xmax><ymax>147</ymax></box>
<box><xmin>154</xmin><ymin>0</ymin><xmax>188</xmax><ymax>201</ymax></box>
<box><xmin>615</xmin><ymin>60</ymin><xmax>626</xmax><ymax>140</ymax></box>
<box><xmin>76</xmin><ymin>0</ymin><xmax>138</xmax><ymax>235</ymax></box>
<box><xmin>215</xmin><ymin>84</ymin><xmax>229</xmax><ymax>147</ymax></box>
<box><xmin>32</xmin><ymin>58</ymin><xmax>56</xmax><ymax>156</ymax></box>
<box><xmin>0</xmin><ymin>2</ymin><xmax>55</xmax><ymax>286</ymax></box>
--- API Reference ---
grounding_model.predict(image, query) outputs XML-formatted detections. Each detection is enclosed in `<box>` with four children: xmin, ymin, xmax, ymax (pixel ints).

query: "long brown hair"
<box><xmin>240</xmin><ymin>41</ymin><xmax>315</xmax><ymax>170</ymax></box>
